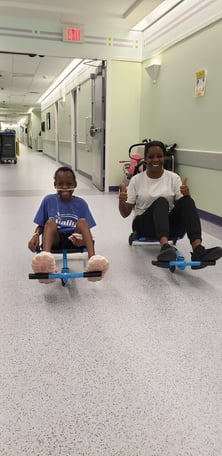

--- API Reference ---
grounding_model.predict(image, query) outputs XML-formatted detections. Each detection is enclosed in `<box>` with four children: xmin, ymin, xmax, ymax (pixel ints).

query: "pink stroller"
<box><xmin>119</xmin><ymin>139</ymin><xmax>148</xmax><ymax>184</ymax></box>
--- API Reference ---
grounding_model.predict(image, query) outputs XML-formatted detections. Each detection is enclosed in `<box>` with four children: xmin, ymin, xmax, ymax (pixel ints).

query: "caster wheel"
<box><xmin>128</xmin><ymin>232</ymin><xmax>137</xmax><ymax>246</ymax></box>
<box><xmin>128</xmin><ymin>234</ymin><xmax>133</xmax><ymax>245</ymax></box>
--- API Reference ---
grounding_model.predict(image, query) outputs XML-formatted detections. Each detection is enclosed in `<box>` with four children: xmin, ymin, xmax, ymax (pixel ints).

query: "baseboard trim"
<box><xmin>109</xmin><ymin>185</ymin><xmax>119</xmax><ymax>192</ymax></box>
<box><xmin>198</xmin><ymin>209</ymin><xmax>222</xmax><ymax>226</ymax></box>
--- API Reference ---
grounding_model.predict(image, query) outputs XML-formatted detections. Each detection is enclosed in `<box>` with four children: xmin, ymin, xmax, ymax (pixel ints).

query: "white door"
<box><xmin>90</xmin><ymin>62</ymin><xmax>106</xmax><ymax>191</ymax></box>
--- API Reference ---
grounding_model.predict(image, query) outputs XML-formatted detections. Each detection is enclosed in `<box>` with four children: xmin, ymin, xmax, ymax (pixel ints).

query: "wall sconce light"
<box><xmin>145</xmin><ymin>64</ymin><xmax>161</xmax><ymax>84</ymax></box>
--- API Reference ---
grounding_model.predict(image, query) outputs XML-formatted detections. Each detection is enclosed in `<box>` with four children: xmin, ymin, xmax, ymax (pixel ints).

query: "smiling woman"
<box><xmin>119</xmin><ymin>140</ymin><xmax>222</xmax><ymax>267</ymax></box>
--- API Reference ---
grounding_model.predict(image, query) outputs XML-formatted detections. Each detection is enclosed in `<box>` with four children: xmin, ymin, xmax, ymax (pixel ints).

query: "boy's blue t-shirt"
<box><xmin>34</xmin><ymin>194</ymin><xmax>96</xmax><ymax>233</ymax></box>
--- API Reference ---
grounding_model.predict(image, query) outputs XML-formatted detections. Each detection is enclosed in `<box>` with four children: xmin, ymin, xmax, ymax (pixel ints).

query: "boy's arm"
<box><xmin>33</xmin><ymin>225</ymin><xmax>43</xmax><ymax>236</ymax></box>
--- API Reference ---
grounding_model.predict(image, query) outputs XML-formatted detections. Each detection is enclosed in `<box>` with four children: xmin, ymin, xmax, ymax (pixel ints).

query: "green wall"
<box><xmin>42</xmin><ymin>106</ymin><xmax>56</xmax><ymax>160</ymax></box>
<box><xmin>76</xmin><ymin>79</ymin><xmax>93</xmax><ymax>176</ymax></box>
<box><xmin>176</xmin><ymin>164</ymin><xmax>222</xmax><ymax>217</ymax></box>
<box><xmin>58</xmin><ymin>94</ymin><xmax>72</xmax><ymax>165</ymax></box>
<box><xmin>108</xmin><ymin>60</ymin><xmax>141</xmax><ymax>187</ymax></box>
<box><xmin>140</xmin><ymin>21</ymin><xmax>222</xmax><ymax>217</ymax></box>
<box><xmin>141</xmin><ymin>21</ymin><xmax>222</xmax><ymax>149</ymax></box>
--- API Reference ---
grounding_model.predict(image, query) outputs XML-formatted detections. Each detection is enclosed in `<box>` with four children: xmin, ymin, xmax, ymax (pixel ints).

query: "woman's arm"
<box><xmin>119</xmin><ymin>183</ymin><xmax>134</xmax><ymax>218</ymax></box>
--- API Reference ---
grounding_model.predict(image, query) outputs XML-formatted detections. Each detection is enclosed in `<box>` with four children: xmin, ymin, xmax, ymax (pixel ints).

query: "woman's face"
<box><xmin>54</xmin><ymin>170</ymin><xmax>77</xmax><ymax>200</ymax></box>
<box><xmin>145</xmin><ymin>146</ymin><xmax>164</xmax><ymax>175</ymax></box>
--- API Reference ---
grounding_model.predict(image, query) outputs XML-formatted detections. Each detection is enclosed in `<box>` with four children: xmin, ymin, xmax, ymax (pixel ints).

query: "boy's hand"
<box><xmin>28</xmin><ymin>234</ymin><xmax>40</xmax><ymax>252</ymax></box>
<box><xmin>68</xmin><ymin>232</ymin><xmax>84</xmax><ymax>247</ymax></box>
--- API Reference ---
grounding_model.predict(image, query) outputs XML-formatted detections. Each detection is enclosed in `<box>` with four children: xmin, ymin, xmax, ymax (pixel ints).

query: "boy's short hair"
<box><xmin>54</xmin><ymin>166</ymin><xmax>76</xmax><ymax>181</ymax></box>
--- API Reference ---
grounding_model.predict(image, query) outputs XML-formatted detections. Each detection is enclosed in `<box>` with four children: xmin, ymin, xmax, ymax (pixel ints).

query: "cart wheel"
<box><xmin>61</xmin><ymin>279</ymin><xmax>66</xmax><ymax>286</ymax></box>
<box><xmin>169</xmin><ymin>266</ymin><xmax>176</xmax><ymax>273</ymax></box>
<box><xmin>128</xmin><ymin>234</ymin><xmax>133</xmax><ymax>245</ymax></box>
<box><xmin>128</xmin><ymin>232</ymin><xmax>137</xmax><ymax>245</ymax></box>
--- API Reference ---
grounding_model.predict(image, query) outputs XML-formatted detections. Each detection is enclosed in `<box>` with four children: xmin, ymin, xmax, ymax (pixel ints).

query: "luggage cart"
<box><xmin>0</xmin><ymin>130</ymin><xmax>17</xmax><ymax>164</ymax></box>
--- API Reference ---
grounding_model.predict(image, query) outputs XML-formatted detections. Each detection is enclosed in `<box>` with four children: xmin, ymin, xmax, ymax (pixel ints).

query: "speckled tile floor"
<box><xmin>0</xmin><ymin>145</ymin><xmax>222</xmax><ymax>456</ymax></box>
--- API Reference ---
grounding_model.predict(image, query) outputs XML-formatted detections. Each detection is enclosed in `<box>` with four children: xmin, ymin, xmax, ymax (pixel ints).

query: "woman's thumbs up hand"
<box><xmin>119</xmin><ymin>182</ymin><xmax>127</xmax><ymax>203</ymax></box>
<box><xmin>180</xmin><ymin>176</ymin><xmax>190</xmax><ymax>196</ymax></box>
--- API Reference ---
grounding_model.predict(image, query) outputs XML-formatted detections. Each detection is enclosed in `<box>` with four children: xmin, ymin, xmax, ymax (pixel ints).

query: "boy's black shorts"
<box><xmin>52</xmin><ymin>231</ymin><xmax>79</xmax><ymax>250</ymax></box>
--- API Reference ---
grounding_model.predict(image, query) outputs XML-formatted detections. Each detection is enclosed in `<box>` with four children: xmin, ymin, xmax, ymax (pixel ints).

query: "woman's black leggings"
<box><xmin>132</xmin><ymin>196</ymin><xmax>202</xmax><ymax>244</ymax></box>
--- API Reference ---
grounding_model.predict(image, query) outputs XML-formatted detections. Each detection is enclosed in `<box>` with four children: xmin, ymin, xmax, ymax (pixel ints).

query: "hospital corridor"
<box><xmin>0</xmin><ymin>145</ymin><xmax>222</xmax><ymax>456</ymax></box>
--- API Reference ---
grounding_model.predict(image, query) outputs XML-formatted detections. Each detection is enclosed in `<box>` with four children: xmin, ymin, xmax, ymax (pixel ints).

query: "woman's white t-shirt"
<box><xmin>126</xmin><ymin>169</ymin><xmax>182</xmax><ymax>216</ymax></box>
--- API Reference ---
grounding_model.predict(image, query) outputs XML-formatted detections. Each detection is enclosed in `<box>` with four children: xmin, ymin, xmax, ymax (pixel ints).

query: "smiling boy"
<box><xmin>28</xmin><ymin>166</ymin><xmax>109</xmax><ymax>283</ymax></box>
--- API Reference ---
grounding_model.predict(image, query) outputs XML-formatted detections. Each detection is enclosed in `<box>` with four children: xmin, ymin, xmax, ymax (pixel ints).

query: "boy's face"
<box><xmin>54</xmin><ymin>170</ymin><xmax>77</xmax><ymax>201</ymax></box>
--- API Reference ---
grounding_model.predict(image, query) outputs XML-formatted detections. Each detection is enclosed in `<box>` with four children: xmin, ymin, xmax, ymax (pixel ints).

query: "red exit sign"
<box><xmin>63</xmin><ymin>25</ymin><xmax>84</xmax><ymax>43</ymax></box>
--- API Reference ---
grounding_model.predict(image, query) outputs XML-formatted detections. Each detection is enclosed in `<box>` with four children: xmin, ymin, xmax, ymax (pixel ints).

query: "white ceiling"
<box><xmin>0</xmin><ymin>0</ymin><xmax>165</xmax><ymax>30</ymax></box>
<box><xmin>0</xmin><ymin>53</ymin><xmax>75</xmax><ymax>122</ymax></box>
<box><xmin>0</xmin><ymin>0</ymin><xmax>177</xmax><ymax>123</ymax></box>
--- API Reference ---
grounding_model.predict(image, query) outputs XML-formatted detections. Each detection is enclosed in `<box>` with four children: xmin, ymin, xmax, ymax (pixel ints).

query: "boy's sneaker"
<box><xmin>32</xmin><ymin>251</ymin><xmax>57</xmax><ymax>283</ymax></box>
<box><xmin>86</xmin><ymin>255</ymin><xmax>109</xmax><ymax>282</ymax></box>
<box><xmin>157</xmin><ymin>243</ymin><xmax>177</xmax><ymax>262</ymax></box>
<box><xmin>191</xmin><ymin>245</ymin><xmax>222</xmax><ymax>269</ymax></box>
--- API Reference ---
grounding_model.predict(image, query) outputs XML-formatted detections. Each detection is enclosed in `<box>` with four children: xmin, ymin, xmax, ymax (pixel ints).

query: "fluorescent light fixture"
<box><xmin>132</xmin><ymin>0</ymin><xmax>183</xmax><ymax>31</ymax></box>
<box><xmin>18</xmin><ymin>117</ymin><xmax>28</xmax><ymax>124</ymax></box>
<box><xmin>37</xmin><ymin>58</ymin><xmax>83</xmax><ymax>104</ymax></box>
<box><xmin>123</xmin><ymin>0</ymin><xmax>144</xmax><ymax>19</ymax></box>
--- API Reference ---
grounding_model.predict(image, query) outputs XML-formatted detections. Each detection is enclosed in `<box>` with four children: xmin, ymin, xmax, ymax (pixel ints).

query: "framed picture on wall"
<box><xmin>195</xmin><ymin>69</ymin><xmax>207</xmax><ymax>97</ymax></box>
<box><xmin>46</xmin><ymin>112</ymin><xmax>51</xmax><ymax>130</ymax></box>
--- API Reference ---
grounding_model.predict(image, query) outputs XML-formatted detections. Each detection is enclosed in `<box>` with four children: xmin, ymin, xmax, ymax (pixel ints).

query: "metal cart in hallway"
<box><xmin>0</xmin><ymin>129</ymin><xmax>17</xmax><ymax>164</ymax></box>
